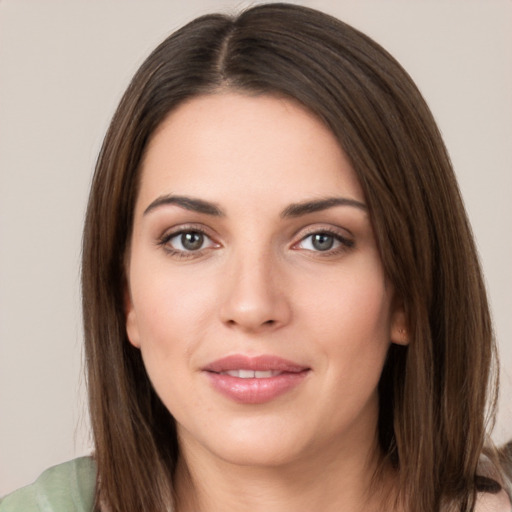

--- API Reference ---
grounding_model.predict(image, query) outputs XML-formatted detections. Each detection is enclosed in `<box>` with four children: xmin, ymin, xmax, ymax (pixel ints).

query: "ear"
<box><xmin>124</xmin><ymin>286</ymin><xmax>141</xmax><ymax>349</ymax></box>
<box><xmin>390</xmin><ymin>295</ymin><xmax>409</xmax><ymax>346</ymax></box>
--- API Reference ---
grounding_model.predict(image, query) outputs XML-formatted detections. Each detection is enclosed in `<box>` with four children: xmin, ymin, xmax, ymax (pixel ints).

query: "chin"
<box><xmin>212</xmin><ymin>439</ymin><xmax>305</xmax><ymax>468</ymax></box>
<box><xmin>178</xmin><ymin>416</ymin><xmax>314</xmax><ymax>469</ymax></box>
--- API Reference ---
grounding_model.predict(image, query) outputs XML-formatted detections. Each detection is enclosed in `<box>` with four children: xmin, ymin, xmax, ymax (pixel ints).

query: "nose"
<box><xmin>219</xmin><ymin>249</ymin><xmax>292</xmax><ymax>333</ymax></box>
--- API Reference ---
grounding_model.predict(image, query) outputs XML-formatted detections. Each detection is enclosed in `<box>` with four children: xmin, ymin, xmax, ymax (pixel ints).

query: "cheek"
<box><xmin>133</xmin><ymin>290</ymin><xmax>202</xmax><ymax>360</ymax></box>
<box><xmin>300</xmin><ymin>273</ymin><xmax>392</xmax><ymax>432</ymax></box>
<box><xmin>129</xmin><ymin>280</ymin><xmax>207</xmax><ymax>415</ymax></box>
<box><xmin>304</xmin><ymin>265</ymin><xmax>391</xmax><ymax>337</ymax></box>
<box><xmin>297</xmin><ymin>264</ymin><xmax>392</xmax><ymax>378</ymax></box>
<box><xmin>127</xmin><ymin>258</ymin><xmax>222</xmax><ymax>390</ymax></box>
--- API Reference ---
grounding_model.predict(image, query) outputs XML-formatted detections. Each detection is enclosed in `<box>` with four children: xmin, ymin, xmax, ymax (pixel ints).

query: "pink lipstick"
<box><xmin>202</xmin><ymin>355</ymin><xmax>310</xmax><ymax>404</ymax></box>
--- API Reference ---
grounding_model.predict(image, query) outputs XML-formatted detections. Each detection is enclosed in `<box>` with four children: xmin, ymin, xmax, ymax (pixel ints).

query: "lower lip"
<box><xmin>205</xmin><ymin>371</ymin><xmax>309</xmax><ymax>404</ymax></box>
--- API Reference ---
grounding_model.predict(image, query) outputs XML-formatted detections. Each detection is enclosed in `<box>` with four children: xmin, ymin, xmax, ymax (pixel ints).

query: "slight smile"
<box><xmin>203</xmin><ymin>355</ymin><xmax>311</xmax><ymax>404</ymax></box>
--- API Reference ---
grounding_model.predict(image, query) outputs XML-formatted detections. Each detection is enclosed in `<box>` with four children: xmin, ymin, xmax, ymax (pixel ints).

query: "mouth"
<box><xmin>202</xmin><ymin>355</ymin><xmax>310</xmax><ymax>404</ymax></box>
<box><xmin>217</xmin><ymin>369</ymin><xmax>284</xmax><ymax>378</ymax></box>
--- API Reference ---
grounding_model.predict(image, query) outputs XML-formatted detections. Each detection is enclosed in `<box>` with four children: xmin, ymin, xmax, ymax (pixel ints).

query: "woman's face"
<box><xmin>126</xmin><ymin>93</ymin><xmax>406</xmax><ymax>468</ymax></box>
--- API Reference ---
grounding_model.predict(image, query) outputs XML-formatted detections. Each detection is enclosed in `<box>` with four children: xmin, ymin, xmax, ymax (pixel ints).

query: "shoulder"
<box><xmin>0</xmin><ymin>457</ymin><xmax>96</xmax><ymax>512</ymax></box>
<box><xmin>475</xmin><ymin>450</ymin><xmax>512</xmax><ymax>512</ymax></box>
<box><xmin>475</xmin><ymin>489</ymin><xmax>511</xmax><ymax>512</ymax></box>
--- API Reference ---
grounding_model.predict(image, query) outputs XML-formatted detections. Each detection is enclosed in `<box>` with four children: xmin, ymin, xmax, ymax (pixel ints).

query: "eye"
<box><xmin>294</xmin><ymin>230</ymin><xmax>354</xmax><ymax>253</ymax></box>
<box><xmin>160</xmin><ymin>229</ymin><xmax>217</xmax><ymax>254</ymax></box>
<box><xmin>304</xmin><ymin>233</ymin><xmax>337</xmax><ymax>251</ymax></box>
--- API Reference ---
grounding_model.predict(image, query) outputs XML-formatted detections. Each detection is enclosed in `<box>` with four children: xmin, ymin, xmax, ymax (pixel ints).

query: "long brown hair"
<box><xmin>82</xmin><ymin>4</ymin><xmax>500</xmax><ymax>511</ymax></box>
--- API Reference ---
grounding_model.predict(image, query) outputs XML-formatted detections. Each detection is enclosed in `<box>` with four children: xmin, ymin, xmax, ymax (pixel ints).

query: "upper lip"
<box><xmin>203</xmin><ymin>354</ymin><xmax>309</xmax><ymax>373</ymax></box>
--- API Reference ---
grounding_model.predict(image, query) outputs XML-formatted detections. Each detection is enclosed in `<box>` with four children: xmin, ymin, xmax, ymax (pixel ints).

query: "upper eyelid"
<box><xmin>159</xmin><ymin>223</ymin><xmax>217</xmax><ymax>240</ymax></box>
<box><xmin>157</xmin><ymin>227</ymin><xmax>219</xmax><ymax>258</ymax></box>
<box><xmin>156</xmin><ymin>225</ymin><xmax>220</xmax><ymax>254</ymax></box>
<box><xmin>291</xmin><ymin>224</ymin><xmax>355</xmax><ymax>250</ymax></box>
<box><xmin>156</xmin><ymin>222</ymin><xmax>354</xmax><ymax>246</ymax></box>
<box><xmin>291</xmin><ymin>223</ymin><xmax>354</xmax><ymax>241</ymax></box>
<box><xmin>296</xmin><ymin>232</ymin><xmax>352</xmax><ymax>246</ymax></box>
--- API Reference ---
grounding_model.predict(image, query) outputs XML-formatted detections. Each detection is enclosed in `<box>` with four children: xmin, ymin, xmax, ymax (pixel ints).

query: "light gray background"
<box><xmin>1</xmin><ymin>0</ymin><xmax>511</xmax><ymax>496</ymax></box>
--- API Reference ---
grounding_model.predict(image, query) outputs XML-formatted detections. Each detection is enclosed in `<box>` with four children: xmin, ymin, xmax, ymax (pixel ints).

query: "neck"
<box><xmin>174</xmin><ymin>433</ymin><xmax>397</xmax><ymax>512</ymax></box>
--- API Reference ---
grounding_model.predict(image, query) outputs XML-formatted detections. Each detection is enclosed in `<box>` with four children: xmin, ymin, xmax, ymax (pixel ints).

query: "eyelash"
<box><xmin>157</xmin><ymin>226</ymin><xmax>355</xmax><ymax>259</ymax></box>
<box><xmin>292</xmin><ymin>228</ymin><xmax>355</xmax><ymax>256</ymax></box>
<box><xmin>157</xmin><ymin>225</ymin><xmax>218</xmax><ymax>260</ymax></box>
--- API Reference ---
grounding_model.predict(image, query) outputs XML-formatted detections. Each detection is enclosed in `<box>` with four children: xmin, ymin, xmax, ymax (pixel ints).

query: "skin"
<box><xmin>125</xmin><ymin>92</ymin><xmax>408</xmax><ymax>512</ymax></box>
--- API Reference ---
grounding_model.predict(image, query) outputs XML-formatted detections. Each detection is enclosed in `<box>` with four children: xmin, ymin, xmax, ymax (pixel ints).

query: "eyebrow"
<box><xmin>280</xmin><ymin>197</ymin><xmax>367</xmax><ymax>218</ymax></box>
<box><xmin>143</xmin><ymin>194</ymin><xmax>367</xmax><ymax>218</ymax></box>
<box><xmin>143</xmin><ymin>195</ymin><xmax>225</xmax><ymax>216</ymax></box>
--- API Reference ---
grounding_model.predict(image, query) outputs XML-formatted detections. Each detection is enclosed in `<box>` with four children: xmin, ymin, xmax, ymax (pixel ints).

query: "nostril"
<box><xmin>225</xmin><ymin>318</ymin><xmax>277</xmax><ymax>329</ymax></box>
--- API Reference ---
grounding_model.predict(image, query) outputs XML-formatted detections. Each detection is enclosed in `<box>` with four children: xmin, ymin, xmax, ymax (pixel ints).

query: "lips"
<box><xmin>220</xmin><ymin>369</ymin><xmax>281</xmax><ymax>378</ymax></box>
<box><xmin>202</xmin><ymin>355</ymin><xmax>310</xmax><ymax>404</ymax></box>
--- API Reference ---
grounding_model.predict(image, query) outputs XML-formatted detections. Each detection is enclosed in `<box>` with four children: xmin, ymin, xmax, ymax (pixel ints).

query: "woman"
<box><xmin>1</xmin><ymin>3</ymin><xmax>509</xmax><ymax>511</ymax></box>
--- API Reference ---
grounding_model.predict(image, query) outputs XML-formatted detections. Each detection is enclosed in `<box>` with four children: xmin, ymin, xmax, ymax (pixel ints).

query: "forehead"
<box><xmin>137</xmin><ymin>92</ymin><xmax>364</xmax><ymax>212</ymax></box>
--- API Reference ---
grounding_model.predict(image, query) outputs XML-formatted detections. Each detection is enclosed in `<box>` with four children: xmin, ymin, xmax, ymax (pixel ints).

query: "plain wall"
<box><xmin>1</xmin><ymin>0</ymin><xmax>511</xmax><ymax>496</ymax></box>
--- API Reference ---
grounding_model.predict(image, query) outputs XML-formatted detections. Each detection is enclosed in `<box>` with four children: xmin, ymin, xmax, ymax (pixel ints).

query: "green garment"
<box><xmin>0</xmin><ymin>457</ymin><xmax>96</xmax><ymax>512</ymax></box>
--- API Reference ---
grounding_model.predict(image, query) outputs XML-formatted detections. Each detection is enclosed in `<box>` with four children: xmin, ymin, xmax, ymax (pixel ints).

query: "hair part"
<box><xmin>82</xmin><ymin>4</ymin><xmax>500</xmax><ymax>511</ymax></box>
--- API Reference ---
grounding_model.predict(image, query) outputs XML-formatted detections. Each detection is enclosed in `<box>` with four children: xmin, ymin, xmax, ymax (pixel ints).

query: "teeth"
<box><xmin>221</xmin><ymin>369</ymin><xmax>281</xmax><ymax>378</ymax></box>
<box><xmin>255</xmin><ymin>370</ymin><xmax>274</xmax><ymax>378</ymax></box>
